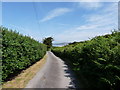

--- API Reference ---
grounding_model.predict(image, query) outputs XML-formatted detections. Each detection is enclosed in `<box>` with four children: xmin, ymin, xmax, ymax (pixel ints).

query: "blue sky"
<box><xmin>2</xmin><ymin>2</ymin><xmax>118</xmax><ymax>45</ymax></box>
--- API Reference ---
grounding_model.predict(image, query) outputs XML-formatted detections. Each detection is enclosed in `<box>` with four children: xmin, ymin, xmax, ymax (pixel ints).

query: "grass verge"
<box><xmin>2</xmin><ymin>55</ymin><xmax>47</xmax><ymax>88</ymax></box>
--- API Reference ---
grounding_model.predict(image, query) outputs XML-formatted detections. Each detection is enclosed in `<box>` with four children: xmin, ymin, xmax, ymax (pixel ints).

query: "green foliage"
<box><xmin>1</xmin><ymin>27</ymin><xmax>47</xmax><ymax>82</ymax></box>
<box><xmin>52</xmin><ymin>31</ymin><xmax>120</xmax><ymax>90</ymax></box>
<box><xmin>43</xmin><ymin>37</ymin><xmax>53</xmax><ymax>50</ymax></box>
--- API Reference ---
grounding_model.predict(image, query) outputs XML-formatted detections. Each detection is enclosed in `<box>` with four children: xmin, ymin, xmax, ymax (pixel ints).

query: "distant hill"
<box><xmin>53</xmin><ymin>42</ymin><xmax>69</xmax><ymax>47</ymax></box>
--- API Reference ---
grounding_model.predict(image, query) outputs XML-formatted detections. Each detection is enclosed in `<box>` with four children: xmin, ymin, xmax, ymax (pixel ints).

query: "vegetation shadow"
<box><xmin>62</xmin><ymin>62</ymin><xmax>81</xmax><ymax>89</ymax></box>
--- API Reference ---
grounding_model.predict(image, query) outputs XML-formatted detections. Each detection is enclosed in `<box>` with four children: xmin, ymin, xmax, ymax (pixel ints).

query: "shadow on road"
<box><xmin>62</xmin><ymin>63</ymin><xmax>80</xmax><ymax>89</ymax></box>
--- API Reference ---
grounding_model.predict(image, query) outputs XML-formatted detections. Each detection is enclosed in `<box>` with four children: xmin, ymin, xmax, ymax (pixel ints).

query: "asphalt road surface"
<box><xmin>25</xmin><ymin>51</ymin><xmax>79</xmax><ymax>88</ymax></box>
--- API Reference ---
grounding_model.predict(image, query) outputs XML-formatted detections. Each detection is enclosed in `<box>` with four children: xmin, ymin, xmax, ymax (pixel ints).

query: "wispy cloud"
<box><xmin>76</xmin><ymin>25</ymin><xmax>99</xmax><ymax>30</ymax></box>
<box><xmin>40</xmin><ymin>8</ymin><xmax>72</xmax><ymax>22</ymax></box>
<box><xmin>79</xmin><ymin>2</ymin><xmax>102</xmax><ymax>9</ymax></box>
<box><xmin>78</xmin><ymin>2</ymin><xmax>102</xmax><ymax>10</ymax></box>
<box><xmin>54</xmin><ymin>3</ymin><xmax>118</xmax><ymax>43</ymax></box>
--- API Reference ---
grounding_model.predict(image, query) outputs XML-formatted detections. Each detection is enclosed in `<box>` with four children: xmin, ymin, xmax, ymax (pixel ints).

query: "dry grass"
<box><xmin>2</xmin><ymin>55</ymin><xmax>47</xmax><ymax>88</ymax></box>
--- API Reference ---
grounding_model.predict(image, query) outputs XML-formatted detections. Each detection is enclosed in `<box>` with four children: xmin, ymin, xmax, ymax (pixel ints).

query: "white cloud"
<box><xmin>78</xmin><ymin>2</ymin><xmax>102</xmax><ymax>10</ymax></box>
<box><xmin>78</xmin><ymin>0</ymin><xmax>118</xmax><ymax>10</ymax></box>
<box><xmin>40</xmin><ymin>8</ymin><xmax>72</xmax><ymax>22</ymax></box>
<box><xmin>87</xmin><ymin>3</ymin><xmax>118</xmax><ymax>26</ymax></box>
<box><xmin>76</xmin><ymin>24</ymin><xmax>99</xmax><ymax>30</ymax></box>
<box><xmin>54</xmin><ymin>28</ymin><xmax>109</xmax><ymax>43</ymax></box>
<box><xmin>54</xmin><ymin>3</ymin><xmax>118</xmax><ymax>43</ymax></box>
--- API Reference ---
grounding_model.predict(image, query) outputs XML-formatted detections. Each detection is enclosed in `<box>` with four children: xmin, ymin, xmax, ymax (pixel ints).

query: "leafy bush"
<box><xmin>1</xmin><ymin>27</ymin><xmax>47</xmax><ymax>82</ymax></box>
<box><xmin>52</xmin><ymin>31</ymin><xmax>120</xmax><ymax>90</ymax></box>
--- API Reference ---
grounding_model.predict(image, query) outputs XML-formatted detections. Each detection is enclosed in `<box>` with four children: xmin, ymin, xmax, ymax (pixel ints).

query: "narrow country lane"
<box><xmin>25</xmin><ymin>51</ymin><xmax>79</xmax><ymax>88</ymax></box>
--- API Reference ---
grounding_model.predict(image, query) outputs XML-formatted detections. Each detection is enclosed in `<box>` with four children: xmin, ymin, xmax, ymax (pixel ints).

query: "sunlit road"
<box><xmin>25</xmin><ymin>51</ymin><xmax>78</xmax><ymax>88</ymax></box>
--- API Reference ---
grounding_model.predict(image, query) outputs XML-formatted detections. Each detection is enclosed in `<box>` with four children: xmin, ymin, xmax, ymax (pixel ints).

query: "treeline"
<box><xmin>1</xmin><ymin>27</ymin><xmax>47</xmax><ymax>82</ymax></box>
<box><xmin>52</xmin><ymin>30</ymin><xmax>120</xmax><ymax>90</ymax></box>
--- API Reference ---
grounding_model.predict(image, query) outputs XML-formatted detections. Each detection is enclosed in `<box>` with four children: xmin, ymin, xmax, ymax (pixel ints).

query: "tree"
<box><xmin>43</xmin><ymin>37</ymin><xmax>53</xmax><ymax>50</ymax></box>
